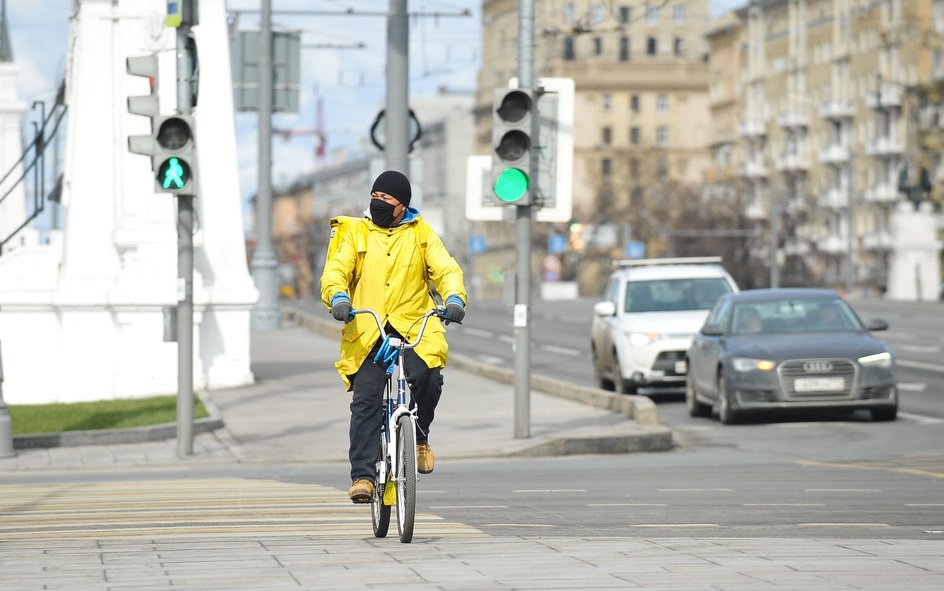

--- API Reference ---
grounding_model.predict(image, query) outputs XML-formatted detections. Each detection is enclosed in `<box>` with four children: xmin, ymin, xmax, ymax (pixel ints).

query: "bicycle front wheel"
<box><xmin>395</xmin><ymin>414</ymin><xmax>417</xmax><ymax>543</ymax></box>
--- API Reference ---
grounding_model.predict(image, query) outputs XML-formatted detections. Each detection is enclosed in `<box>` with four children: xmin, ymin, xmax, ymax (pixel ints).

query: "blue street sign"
<box><xmin>548</xmin><ymin>234</ymin><xmax>567</xmax><ymax>254</ymax></box>
<box><xmin>469</xmin><ymin>235</ymin><xmax>487</xmax><ymax>254</ymax></box>
<box><xmin>625</xmin><ymin>241</ymin><xmax>645</xmax><ymax>259</ymax></box>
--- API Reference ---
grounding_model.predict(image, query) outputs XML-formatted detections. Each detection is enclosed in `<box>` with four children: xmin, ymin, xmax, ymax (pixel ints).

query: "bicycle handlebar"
<box><xmin>351</xmin><ymin>307</ymin><xmax>445</xmax><ymax>350</ymax></box>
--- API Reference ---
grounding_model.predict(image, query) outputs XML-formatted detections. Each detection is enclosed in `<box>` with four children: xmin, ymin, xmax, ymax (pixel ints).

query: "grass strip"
<box><xmin>8</xmin><ymin>395</ymin><xmax>209</xmax><ymax>435</ymax></box>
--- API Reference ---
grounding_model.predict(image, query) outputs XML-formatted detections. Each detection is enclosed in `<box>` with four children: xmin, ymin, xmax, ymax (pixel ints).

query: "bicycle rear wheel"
<box><xmin>395</xmin><ymin>414</ymin><xmax>417</xmax><ymax>543</ymax></box>
<box><xmin>371</xmin><ymin>477</ymin><xmax>391</xmax><ymax>537</ymax></box>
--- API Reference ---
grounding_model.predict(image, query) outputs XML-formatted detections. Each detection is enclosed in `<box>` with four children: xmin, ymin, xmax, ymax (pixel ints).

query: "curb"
<box><xmin>282</xmin><ymin>308</ymin><xmax>666</xmax><ymax>428</ymax></box>
<box><xmin>12</xmin><ymin>393</ymin><xmax>225</xmax><ymax>449</ymax></box>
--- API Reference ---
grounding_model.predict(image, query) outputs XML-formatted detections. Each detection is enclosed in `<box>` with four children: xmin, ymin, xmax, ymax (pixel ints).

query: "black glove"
<box><xmin>442</xmin><ymin>302</ymin><xmax>465</xmax><ymax>325</ymax></box>
<box><xmin>331</xmin><ymin>300</ymin><xmax>352</xmax><ymax>323</ymax></box>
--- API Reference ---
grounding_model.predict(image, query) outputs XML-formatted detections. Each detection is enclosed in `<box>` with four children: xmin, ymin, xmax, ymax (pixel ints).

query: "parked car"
<box><xmin>591</xmin><ymin>257</ymin><xmax>739</xmax><ymax>394</ymax></box>
<box><xmin>685</xmin><ymin>288</ymin><xmax>898</xmax><ymax>424</ymax></box>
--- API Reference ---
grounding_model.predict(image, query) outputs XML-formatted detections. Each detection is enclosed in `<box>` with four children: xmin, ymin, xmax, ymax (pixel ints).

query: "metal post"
<box><xmin>250</xmin><ymin>0</ymin><xmax>280</xmax><ymax>330</ymax></box>
<box><xmin>845</xmin><ymin>157</ymin><xmax>854</xmax><ymax>296</ymax></box>
<box><xmin>0</xmin><ymin>341</ymin><xmax>14</xmax><ymax>457</ymax></box>
<box><xmin>385</xmin><ymin>0</ymin><xmax>409</xmax><ymax>173</ymax></box>
<box><xmin>513</xmin><ymin>0</ymin><xmax>535</xmax><ymax>439</ymax></box>
<box><xmin>176</xmin><ymin>15</ymin><xmax>195</xmax><ymax>457</ymax></box>
<box><xmin>769</xmin><ymin>182</ymin><xmax>780</xmax><ymax>288</ymax></box>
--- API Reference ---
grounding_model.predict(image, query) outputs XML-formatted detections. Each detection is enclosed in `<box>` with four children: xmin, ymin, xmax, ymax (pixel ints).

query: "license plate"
<box><xmin>675</xmin><ymin>360</ymin><xmax>687</xmax><ymax>374</ymax></box>
<box><xmin>794</xmin><ymin>377</ymin><xmax>845</xmax><ymax>392</ymax></box>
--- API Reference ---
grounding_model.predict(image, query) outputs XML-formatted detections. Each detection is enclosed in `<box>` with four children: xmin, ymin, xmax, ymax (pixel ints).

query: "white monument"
<box><xmin>0</xmin><ymin>2</ymin><xmax>30</xmax><ymax>252</ymax></box>
<box><xmin>887</xmin><ymin>201</ymin><xmax>942</xmax><ymax>302</ymax></box>
<box><xmin>0</xmin><ymin>0</ymin><xmax>257</xmax><ymax>404</ymax></box>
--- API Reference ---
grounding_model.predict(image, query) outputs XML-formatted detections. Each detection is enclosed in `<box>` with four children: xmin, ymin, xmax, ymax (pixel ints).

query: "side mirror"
<box><xmin>701</xmin><ymin>324</ymin><xmax>724</xmax><ymax>337</ymax></box>
<box><xmin>867</xmin><ymin>319</ymin><xmax>889</xmax><ymax>332</ymax></box>
<box><xmin>594</xmin><ymin>301</ymin><xmax>617</xmax><ymax>317</ymax></box>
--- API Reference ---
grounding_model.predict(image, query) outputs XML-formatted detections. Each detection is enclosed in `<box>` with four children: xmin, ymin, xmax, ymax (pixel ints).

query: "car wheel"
<box><xmin>614</xmin><ymin>349</ymin><xmax>638</xmax><ymax>394</ymax></box>
<box><xmin>686</xmin><ymin>369</ymin><xmax>711</xmax><ymax>418</ymax></box>
<box><xmin>592</xmin><ymin>344</ymin><xmax>615</xmax><ymax>391</ymax></box>
<box><xmin>871</xmin><ymin>406</ymin><xmax>897</xmax><ymax>421</ymax></box>
<box><xmin>717</xmin><ymin>373</ymin><xmax>739</xmax><ymax>425</ymax></box>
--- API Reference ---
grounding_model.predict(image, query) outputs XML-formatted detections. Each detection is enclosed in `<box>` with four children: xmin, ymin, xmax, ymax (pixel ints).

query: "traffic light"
<box><xmin>126</xmin><ymin>55</ymin><xmax>197</xmax><ymax>195</ymax></box>
<box><xmin>491</xmin><ymin>88</ymin><xmax>533</xmax><ymax>205</ymax></box>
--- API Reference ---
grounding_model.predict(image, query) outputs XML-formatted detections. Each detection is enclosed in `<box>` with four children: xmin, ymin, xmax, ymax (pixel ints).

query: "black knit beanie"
<box><xmin>371</xmin><ymin>170</ymin><xmax>412</xmax><ymax>207</ymax></box>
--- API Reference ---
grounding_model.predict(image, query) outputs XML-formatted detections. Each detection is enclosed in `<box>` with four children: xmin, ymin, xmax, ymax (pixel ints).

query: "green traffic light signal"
<box><xmin>158</xmin><ymin>157</ymin><xmax>191</xmax><ymax>190</ymax></box>
<box><xmin>494</xmin><ymin>167</ymin><xmax>528</xmax><ymax>202</ymax></box>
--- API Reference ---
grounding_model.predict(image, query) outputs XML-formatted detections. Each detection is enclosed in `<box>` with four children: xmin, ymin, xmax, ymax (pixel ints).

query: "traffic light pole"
<box><xmin>175</xmin><ymin>16</ymin><xmax>195</xmax><ymax>457</ymax></box>
<box><xmin>513</xmin><ymin>0</ymin><xmax>535</xmax><ymax>439</ymax></box>
<box><xmin>385</xmin><ymin>0</ymin><xmax>409</xmax><ymax>173</ymax></box>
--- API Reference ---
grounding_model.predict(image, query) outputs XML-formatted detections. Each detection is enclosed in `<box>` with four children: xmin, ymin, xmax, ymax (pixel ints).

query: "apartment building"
<box><xmin>476</xmin><ymin>0</ymin><xmax>713</xmax><ymax>293</ymax></box>
<box><xmin>707</xmin><ymin>0</ymin><xmax>944</xmax><ymax>291</ymax></box>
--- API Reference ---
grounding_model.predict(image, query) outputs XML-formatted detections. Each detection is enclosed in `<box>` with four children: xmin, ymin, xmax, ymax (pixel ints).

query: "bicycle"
<box><xmin>350</xmin><ymin>306</ymin><xmax>450</xmax><ymax>543</ymax></box>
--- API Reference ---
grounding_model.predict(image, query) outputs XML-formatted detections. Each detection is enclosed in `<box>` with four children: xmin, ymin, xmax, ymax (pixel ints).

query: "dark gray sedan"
<box><xmin>685</xmin><ymin>289</ymin><xmax>897</xmax><ymax>424</ymax></box>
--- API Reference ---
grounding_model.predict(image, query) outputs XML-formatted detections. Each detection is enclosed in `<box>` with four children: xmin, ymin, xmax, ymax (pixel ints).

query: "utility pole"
<box><xmin>0</xmin><ymin>341</ymin><xmax>13</xmax><ymax>458</ymax></box>
<box><xmin>250</xmin><ymin>0</ymin><xmax>280</xmax><ymax>330</ymax></box>
<box><xmin>385</xmin><ymin>0</ymin><xmax>409</xmax><ymax>173</ymax></box>
<box><xmin>769</xmin><ymin>183</ymin><xmax>780</xmax><ymax>288</ymax></box>
<box><xmin>513</xmin><ymin>0</ymin><xmax>535</xmax><ymax>439</ymax></box>
<box><xmin>175</xmin><ymin>2</ymin><xmax>197</xmax><ymax>457</ymax></box>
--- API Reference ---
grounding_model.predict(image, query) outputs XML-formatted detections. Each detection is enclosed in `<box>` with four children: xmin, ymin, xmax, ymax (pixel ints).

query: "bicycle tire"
<box><xmin>395</xmin><ymin>414</ymin><xmax>417</xmax><ymax>543</ymax></box>
<box><xmin>371</xmin><ymin>481</ymin><xmax>391</xmax><ymax>538</ymax></box>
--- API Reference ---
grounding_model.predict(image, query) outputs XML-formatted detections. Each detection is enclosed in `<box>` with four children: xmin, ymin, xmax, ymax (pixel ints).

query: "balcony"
<box><xmin>818</xmin><ymin>100</ymin><xmax>855</xmax><ymax>120</ymax></box>
<box><xmin>818</xmin><ymin>235</ymin><xmax>849</xmax><ymax>254</ymax></box>
<box><xmin>862</xmin><ymin>232</ymin><xmax>893</xmax><ymax>251</ymax></box>
<box><xmin>864</xmin><ymin>182</ymin><xmax>898</xmax><ymax>203</ymax></box>
<box><xmin>738</xmin><ymin>119</ymin><xmax>767</xmax><ymax>139</ymax></box>
<box><xmin>864</xmin><ymin>136</ymin><xmax>905</xmax><ymax>157</ymax></box>
<box><xmin>818</xmin><ymin>144</ymin><xmax>851</xmax><ymax>165</ymax></box>
<box><xmin>818</xmin><ymin>189</ymin><xmax>848</xmax><ymax>210</ymax></box>
<box><xmin>775</xmin><ymin>153</ymin><xmax>810</xmax><ymax>173</ymax></box>
<box><xmin>739</xmin><ymin>159</ymin><xmax>769</xmax><ymax>179</ymax></box>
<box><xmin>776</xmin><ymin>110</ymin><xmax>810</xmax><ymax>129</ymax></box>
<box><xmin>865</xmin><ymin>85</ymin><xmax>903</xmax><ymax>110</ymax></box>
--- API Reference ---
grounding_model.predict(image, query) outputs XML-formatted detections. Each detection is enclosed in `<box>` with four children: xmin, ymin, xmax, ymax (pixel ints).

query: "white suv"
<box><xmin>591</xmin><ymin>257</ymin><xmax>739</xmax><ymax>394</ymax></box>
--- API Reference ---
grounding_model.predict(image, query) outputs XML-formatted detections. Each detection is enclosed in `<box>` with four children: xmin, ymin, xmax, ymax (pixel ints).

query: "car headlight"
<box><xmin>858</xmin><ymin>351</ymin><xmax>892</xmax><ymax>368</ymax></box>
<box><xmin>733</xmin><ymin>358</ymin><xmax>776</xmax><ymax>372</ymax></box>
<box><xmin>628</xmin><ymin>332</ymin><xmax>660</xmax><ymax>347</ymax></box>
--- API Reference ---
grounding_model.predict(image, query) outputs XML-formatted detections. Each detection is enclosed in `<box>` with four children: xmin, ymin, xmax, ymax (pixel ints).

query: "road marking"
<box><xmin>538</xmin><ymin>344</ymin><xmax>583</xmax><ymax>357</ymax></box>
<box><xmin>804</xmin><ymin>488</ymin><xmax>881</xmax><ymax>492</ymax></box>
<box><xmin>897</xmin><ymin>359</ymin><xmax>944</xmax><ymax>374</ymax></box>
<box><xmin>476</xmin><ymin>354</ymin><xmax>506</xmax><ymax>365</ymax></box>
<box><xmin>497</xmin><ymin>335</ymin><xmax>515</xmax><ymax>344</ymax></box>
<box><xmin>899</xmin><ymin>412</ymin><xmax>944</xmax><ymax>425</ymax></box>
<box><xmin>430</xmin><ymin>505</ymin><xmax>509</xmax><ymax>509</ymax></box>
<box><xmin>485</xmin><ymin>523</ymin><xmax>556</xmax><ymax>528</ymax></box>
<box><xmin>924</xmin><ymin>530</ymin><xmax>944</xmax><ymax>534</ymax></box>
<box><xmin>512</xmin><ymin>489</ymin><xmax>587</xmax><ymax>493</ymax></box>
<box><xmin>462</xmin><ymin>327</ymin><xmax>494</xmax><ymax>339</ymax></box>
<box><xmin>897</xmin><ymin>382</ymin><xmax>927</xmax><ymax>392</ymax></box>
<box><xmin>796</xmin><ymin>523</ymin><xmax>890</xmax><ymax>528</ymax></box>
<box><xmin>798</xmin><ymin>455</ymin><xmax>944</xmax><ymax>480</ymax></box>
<box><xmin>658</xmin><ymin>488</ymin><xmax>733</xmax><ymax>492</ymax></box>
<box><xmin>630</xmin><ymin>523</ymin><xmax>721</xmax><ymax>528</ymax></box>
<box><xmin>897</xmin><ymin>344</ymin><xmax>941</xmax><ymax>353</ymax></box>
<box><xmin>589</xmin><ymin>503</ymin><xmax>667</xmax><ymax>507</ymax></box>
<box><xmin>743</xmin><ymin>503</ymin><xmax>824</xmax><ymax>507</ymax></box>
<box><xmin>906</xmin><ymin>504</ymin><xmax>944</xmax><ymax>507</ymax></box>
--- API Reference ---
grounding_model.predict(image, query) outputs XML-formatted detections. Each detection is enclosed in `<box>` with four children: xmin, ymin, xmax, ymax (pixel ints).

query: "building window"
<box><xmin>620</xmin><ymin>36</ymin><xmax>630</xmax><ymax>61</ymax></box>
<box><xmin>591</xmin><ymin>4</ymin><xmax>605</xmax><ymax>23</ymax></box>
<box><xmin>602</xmin><ymin>94</ymin><xmax>612</xmax><ymax>112</ymax></box>
<box><xmin>647</xmin><ymin>36</ymin><xmax>658</xmax><ymax>55</ymax></box>
<box><xmin>602</xmin><ymin>158</ymin><xmax>612</xmax><ymax>177</ymax></box>
<box><xmin>630</xmin><ymin>94</ymin><xmax>640</xmax><ymax>112</ymax></box>
<box><xmin>602</xmin><ymin>127</ymin><xmax>612</xmax><ymax>145</ymax></box>
<box><xmin>630</xmin><ymin>158</ymin><xmax>640</xmax><ymax>178</ymax></box>
<box><xmin>630</xmin><ymin>126</ymin><xmax>640</xmax><ymax>144</ymax></box>
<box><xmin>656</xmin><ymin>94</ymin><xmax>668</xmax><ymax>112</ymax></box>
<box><xmin>564</xmin><ymin>2</ymin><xmax>576</xmax><ymax>24</ymax></box>
<box><xmin>620</xmin><ymin>6</ymin><xmax>631</xmax><ymax>24</ymax></box>
<box><xmin>563</xmin><ymin>37</ymin><xmax>575</xmax><ymax>60</ymax></box>
<box><xmin>656</xmin><ymin>126</ymin><xmax>668</xmax><ymax>146</ymax></box>
<box><xmin>657</xmin><ymin>157</ymin><xmax>668</xmax><ymax>180</ymax></box>
<box><xmin>631</xmin><ymin>187</ymin><xmax>643</xmax><ymax>206</ymax></box>
<box><xmin>646</xmin><ymin>5</ymin><xmax>658</xmax><ymax>24</ymax></box>
<box><xmin>594</xmin><ymin>36</ymin><xmax>603</xmax><ymax>56</ymax></box>
<box><xmin>673</xmin><ymin>4</ymin><xmax>686</xmax><ymax>23</ymax></box>
<box><xmin>674</xmin><ymin>36</ymin><xmax>685</xmax><ymax>56</ymax></box>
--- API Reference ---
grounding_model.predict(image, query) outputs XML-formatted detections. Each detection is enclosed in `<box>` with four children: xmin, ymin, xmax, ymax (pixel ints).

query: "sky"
<box><xmin>6</xmin><ymin>0</ymin><xmax>745</xmax><ymax>219</ymax></box>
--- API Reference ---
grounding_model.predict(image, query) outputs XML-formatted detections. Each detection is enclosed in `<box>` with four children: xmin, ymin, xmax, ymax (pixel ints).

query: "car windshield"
<box><xmin>730</xmin><ymin>298</ymin><xmax>864</xmax><ymax>335</ymax></box>
<box><xmin>624</xmin><ymin>278</ymin><xmax>733</xmax><ymax>313</ymax></box>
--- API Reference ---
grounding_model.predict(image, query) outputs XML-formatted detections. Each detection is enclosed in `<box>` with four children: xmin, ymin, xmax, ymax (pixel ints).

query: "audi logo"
<box><xmin>803</xmin><ymin>360</ymin><xmax>834</xmax><ymax>374</ymax></box>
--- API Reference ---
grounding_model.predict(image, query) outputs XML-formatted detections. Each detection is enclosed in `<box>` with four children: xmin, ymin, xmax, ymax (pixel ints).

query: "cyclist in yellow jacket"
<box><xmin>320</xmin><ymin>170</ymin><xmax>467</xmax><ymax>504</ymax></box>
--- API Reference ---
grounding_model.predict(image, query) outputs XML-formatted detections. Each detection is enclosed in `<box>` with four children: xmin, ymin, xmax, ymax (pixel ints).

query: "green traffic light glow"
<box><xmin>158</xmin><ymin>157</ymin><xmax>190</xmax><ymax>190</ymax></box>
<box><xmin>493</xmin><ymin>167</ymin><xmax>528</xmax><ymax>202</ymax></box>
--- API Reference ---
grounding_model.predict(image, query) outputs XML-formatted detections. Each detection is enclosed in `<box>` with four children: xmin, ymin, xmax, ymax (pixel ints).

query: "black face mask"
<box><xmin>370</xmin><ymin>198</ymin><xmax>398</xmax><ymax>228</ymax></box>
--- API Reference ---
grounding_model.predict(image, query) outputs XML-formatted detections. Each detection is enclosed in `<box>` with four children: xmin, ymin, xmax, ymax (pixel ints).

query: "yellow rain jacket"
<box><xmin>320</xmin><ymin>212</ymin><xmax>467</xmax><ymax>389</ymax></box>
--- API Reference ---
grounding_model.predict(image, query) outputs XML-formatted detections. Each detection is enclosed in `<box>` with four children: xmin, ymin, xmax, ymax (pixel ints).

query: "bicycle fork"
<box><xmin>381</xmin><ymin>346</ymin><xmax>418</xmax><ymax>505</ymax></box>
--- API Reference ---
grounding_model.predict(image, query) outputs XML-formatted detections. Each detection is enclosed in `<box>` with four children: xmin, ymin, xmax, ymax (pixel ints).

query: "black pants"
<box><xmin>349</xmin><ymin>337</ymin><xmax>443</xmax><ymax>483</ymax></box>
